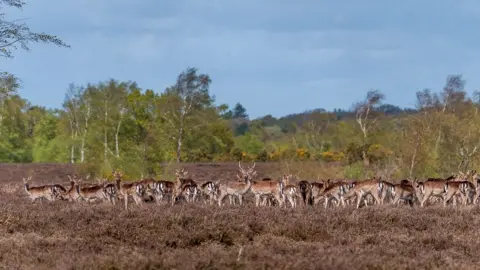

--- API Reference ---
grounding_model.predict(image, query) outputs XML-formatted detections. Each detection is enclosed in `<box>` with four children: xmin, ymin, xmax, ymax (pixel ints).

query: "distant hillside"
<box><xmin>248</xmin><ymin>104</ymin><xmax>418</xmax><ymax>134</ymax></box>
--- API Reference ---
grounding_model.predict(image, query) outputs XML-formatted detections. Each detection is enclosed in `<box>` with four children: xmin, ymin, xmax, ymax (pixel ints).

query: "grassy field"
<box><xmin>1</xmin><ymin>162</ymin><xmax>480</xmax><ymax>269</ymax></box>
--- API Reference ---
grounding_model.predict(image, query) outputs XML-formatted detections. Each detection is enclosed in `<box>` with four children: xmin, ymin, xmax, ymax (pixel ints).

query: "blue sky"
<box><xmin>4</xmin><ymin>1</ymin><xmax>480</xmax><ymax>119</ymax></box>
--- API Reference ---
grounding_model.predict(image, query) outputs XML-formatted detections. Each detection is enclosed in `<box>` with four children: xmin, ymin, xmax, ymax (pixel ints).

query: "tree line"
<box><xmin>2</xmin><ymin>70</ymin><xmax>479</xmax><ymax>178</ymax></box>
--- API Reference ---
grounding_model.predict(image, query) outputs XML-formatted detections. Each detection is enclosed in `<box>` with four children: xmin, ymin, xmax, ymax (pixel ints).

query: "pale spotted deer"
<box><xmin>113</xmin><ymin>170</ymin><xmax>144</xmax><ymax>210</ymax></box>
<box><xmin>171</xmin><ymin>168</ymin><xmax>198</xmax><ymax>205</ymax></box>
<box><xmin>59</xmin><ymin>174</ymin><xmax>82</xmax><ymax>202</ymax></box>
<box><xmin>93</xmin><ymin>177</ymin><xmax>118</xmax><ymax>205</ymax></box>
<box><xmin>23</xmin><ymin>176</ymin><xmax>59</xmax><ymax>202</ymax></box>
<box><xmin>379</xmin><ymin>180</ymin><xmax>396</xmax><ymax>204</ymax></box>
<box><xmin>320</xmin><ymin>179</ymin><xmax>350</xmax><ymax>208</ymax></box>
<box><xmin>282</xmin><ymin>174</ymin><xmax>300</xmax><ymax>208</ymax></box>
<box><xmin>198</xmin><ymin>181</ymin><xmax>219</xmax><ymax>205</ymax></box>
<box><xmin>217</xmin><ymin>162</ymin><xmax>254</xmax><ymax>206</ymax></box>
<box><xmin>412</xmin><ymin>177</ymin><xmax>449</xmax><ymax>207</ymax></box>
<box><xmin>389</xmin><ymin>180</ymin><xmax>416</xmax><ymax>207</ymax></box>
<box><xmin>341</xmin><ymin>177</ymin><xmax>383</xmax><ymax>208</ymax></box>
<box><xmin>155</xmin><ymin>180</ymin><xmax>175</xmax><ymax>204</ymax></box>
<box><xmin>102</xmin><ymin>181</ymin><xmax>117</xmax><ymax>205</ymax></box>
<box><xmin>76</xmin><ymin>176</ymin><xmax>109</xmax><ymax>203</ymax></box>
<box><xmin>442</xmin><ymin>171</ymin><xmax>477</xmax><ymax>206</ymax></box>
<box><xmin>249</xmin><ymin>166</ymin><xmax>285</xmax><ymax>207</ymax></box>
<box><xmin>310</xmin><ymin>181</ymin><xmax>326</xmax><ymax>205</ymax></box>
<box><xmin>137</xmin><ymin>177</ymin><xmax>157</xmax><ymax>201</ymax></box>
<box><xmin>178</xmin><ymin>183</ymin><xmax>198</xmax><ymax>203</ymax></box>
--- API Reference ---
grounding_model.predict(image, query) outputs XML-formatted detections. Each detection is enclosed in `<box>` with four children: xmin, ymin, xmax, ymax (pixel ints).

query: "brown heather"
<box><xmin>0</xmin><ymin>163</ymin><xmax>480</xmax><ymax>269</ymax></box>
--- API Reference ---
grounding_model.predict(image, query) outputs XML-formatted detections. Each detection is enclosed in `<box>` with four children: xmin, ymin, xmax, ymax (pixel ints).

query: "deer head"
<box><xmin>282</xmin><ymin>174</ymin><xmax>293</xmax><ymax>185</ymax></box>
<box><xmin>22</xmin><ymin>176</ymin><xmax>32</xmax><ymax>184</ymax></box>
<box><xmin>175</xmin><ymin>168</ymin><xmax>188</xmax><ymax>178</ymax></box>
<box><xmin>113</xmin><ymin>170</ymin><xmax>124</xmax><ymax>181</ymax></box>
<box><xmin>238</xmin><ymin>161</ymin><xmax>257</xmax><ymax>183</ymax></box>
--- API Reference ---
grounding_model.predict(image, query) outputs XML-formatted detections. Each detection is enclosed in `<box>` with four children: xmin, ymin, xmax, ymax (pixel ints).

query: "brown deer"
<box><xmin>23</xmin><ymin>176</ymin><xmax>59</xmax><ymax>202</ymax></box>
<box><xmin>114</xmin><ymin>170</ymin><xmax>144</xmax><ymax>210</ymax></box>
<box><xmin>217</xmin><ymin>162</ymin><xmax>254</xmax><ymax>206</ymax></box>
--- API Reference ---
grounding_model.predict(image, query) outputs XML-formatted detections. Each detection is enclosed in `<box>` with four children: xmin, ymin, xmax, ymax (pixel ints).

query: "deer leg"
<box><xmin>443</xmin><ymin>191</ymin><xmax>454</xmax><ymax>207</ymax></box>
<box><xmin>372</xmin><ymin>191</ymin><xmax>382</xmax><ymax>205</ymax></box>
<box><xmin>356</xmin><ymin>192</ymin><xmax>364</xmax><ymax>209</ymax></box>
<box><xmin>420</xmin><ymin>191</ymin><xmax>432</xmax><ymax>207</ymax></box>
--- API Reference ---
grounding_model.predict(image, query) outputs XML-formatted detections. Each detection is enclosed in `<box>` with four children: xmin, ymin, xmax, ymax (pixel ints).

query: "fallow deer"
<box><xmin>136</xmin><ymin>177</ymin><xmax>157</xmax><ymax>200</ymax></box>
<box><xmin>198</xmin><ymin>181</ymin><xmax>219</xmax><ymax>205</ymax></box>
<box><xmin>217</xmin><ymin>162</ymin><xmax>254</xmax><ymax>206</ymax></box>
<box><xmin>389</xmin><ymin>180</ymin><xmax>416</xmax><ymax>207</ymax></box>
<box><xmin>282</xmin><ymin>174</ymin><xmax>300</xmax><ymax>208</ymax></box>
<box><xmin>59</xmin><ymin>174</ymin><xmax>82</xmax><ymax>202</ymax></box>
<box><xmin>442</xmin><ymin>171</ymin><xmax>477</xmax><ymax>206</ymax></box>
<box><xmin>310</xmin><ymin>181</ymin><xmax>325</xmax><ymax>205</ymax></box>
<box><xmin>23</xmin><ymin>176</ymin><xmax>59</xmax><ymax>202</ymax></box>
<box><xmin>298</xmin><ymin>180</ymin><xmax>313</xmax><ymax>206</ymax></box>
<box><xmin>379</xmin><ymin>180</ymin><xmax>396</xmax><ymax>204</ymax></box>
<box><xmin>171</xmin><ymin>168</ymin><xmax>198</xmax><ymax>205</ymax></box>
<box><xmin>76</xmin><ymin>176</ymin><xmax>109</xmax><ymax>203</ymax></box>
<box><xmin>114</xmin><ymin>170</ymin><xmax>144</xmax><ymax>210</ymax></box>
<box><xmin>319</xmin><ymin>179</ymin><xmax>349</xmax><ymax>208</ymax></box>
<box><xmin>341</xmin><ymin>177</ymin><xmax>383</xmax><ymax>209</ymax></box>
<box><xmin>249</xmin><ymin>164</ymin><xmax>285</xmax><ymax>207</ymax></box>
<box><xmin>153</xmin><ymin>180</ymin><xmax>175</xmax><ymax>204</ymax></box>
<box><xmin>411</xmin><ymin>177</ymin><xmax>448</xmax><ymax>207</ymax></box>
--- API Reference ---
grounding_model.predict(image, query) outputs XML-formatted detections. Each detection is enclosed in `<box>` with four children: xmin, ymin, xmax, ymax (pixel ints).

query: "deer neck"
<box><xmin>242</xmin><ymin>178</ymin><xmax>252</xmax><ymax>193</ymax></box>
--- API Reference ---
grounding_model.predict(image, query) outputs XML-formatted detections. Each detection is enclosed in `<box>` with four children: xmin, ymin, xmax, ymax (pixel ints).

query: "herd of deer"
<box><xmin>21</xmin><ymin>162</ymin><xmax>480</xmax><ymax>210</ymax></box>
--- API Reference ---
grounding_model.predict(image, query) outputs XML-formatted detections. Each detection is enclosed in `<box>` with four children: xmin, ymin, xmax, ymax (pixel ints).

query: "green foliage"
<box><xmin>0</xmin><ymin>69</ymin><xmax>479</xmax><ymax>181</ymax></box>
<box><xmin>234</xmin><ymin>132</ymin><xmax>265</xmax><ymax>156</ymax></box>
<box><xmin>343</xmin><ymin>162</ymin><xmax>365</xmax><ymax>179</ymax></box>
<box><xmin>234</xmin><ymin>122</ymin><xmax>249</xmax><ymax>136</ymax></box>
<box><xmin>232</xmin><ymin>102</ymin><xmax>248</xmax><ymax>119</ymax></box>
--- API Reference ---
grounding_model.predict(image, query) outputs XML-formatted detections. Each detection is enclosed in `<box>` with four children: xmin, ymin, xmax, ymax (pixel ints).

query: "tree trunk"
<box><xmin>69</xmin><ymin>118</ymin><xmax>76</xmax><ymax>164</ymax></box>
<box><xmin>70</xmin><ymin>144</ymin><xmax>75</xmax><ymax>164</ymax></box>
<box><xmin>115</xmin><ymin>118</ymin><xmax>122</xmax><ymax>158</ymax></box>
<box><xmin>361</xmin><ymin>131</ymin><xmax>369</xmax><ymax>167</ymax></box>
<box><xmin>409</xmin><ymin>137</ymin><xmax>420</xmax><ymax>178</ymax></box>
<box><xmin>80</xmin><ymin>104</ymin><xmax>90</xmax><ymax>163</ymax></box>
<box><xmin>176</xmin><ymin>126</ymin><xmax>183</xmax><ymax>163</ymax></box>
<box><xmin>0</xmin><ymin>103</ymin><xmax>3</xmax><ymax>136</ymax></box>
<box><xmin>104</xmin><ymin>100</ymin><xmax>108</xmax><ymax>161</ymax></box>
<box><xmin>80</xmin><ymin>138</ymin><xmax>85</xmax><ymax>163</ymax></box>
<box><xmin>362</xmin><ymin>150</ymin><xmax>370</xmax><ymax>167</ymax></box>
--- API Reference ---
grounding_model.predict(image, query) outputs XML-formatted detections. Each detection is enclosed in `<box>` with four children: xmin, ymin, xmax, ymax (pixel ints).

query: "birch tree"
<box><xmin>78</xmin><ymin>85</ymin><xmax>93</xmax><ymax>163</ymax></box>
<box><xmin>0</xmin><ymin>72</ymin><xmax>19</xmax><ymax>135</ymax></box>
<box><xmin>63</xmin><ymin>83</ymin><xmax>80</xmax><ymax>163</ymax></box>
<box><xmin>354</xmin><ymin>90</ymin><xmax>384</xmax><ymax>167</ymax></box>
<box><xmin>157</xmin><ymin>67</ymin><xmax>213</xmax><ymax>162</ymax></box>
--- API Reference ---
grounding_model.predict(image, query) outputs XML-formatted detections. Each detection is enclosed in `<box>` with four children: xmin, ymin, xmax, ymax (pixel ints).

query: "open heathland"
<box><xmin>0</xmin><ymin>162</ymin><xmax>480</xmax><ymax>269</ymax></box>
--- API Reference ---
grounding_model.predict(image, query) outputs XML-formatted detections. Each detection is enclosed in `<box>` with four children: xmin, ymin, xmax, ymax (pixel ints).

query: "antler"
<box><xmin>22</xmin><ymin>176</ymin><xmax>32</xmax><ymax>184</ymax></box>
<box><xmin>238</xmin><ymin>161</ymin><xmax>246</xmax><ymax>174</ymax></box>
<box><xmin>175</xmin><ymin>168</ymin><xmax>188</xmax><ymax>177</ymax></box>
<box><xmin>249</xmin><ymin>162</ymin><xmax>256</xmax><ymax>172</ymax></box>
